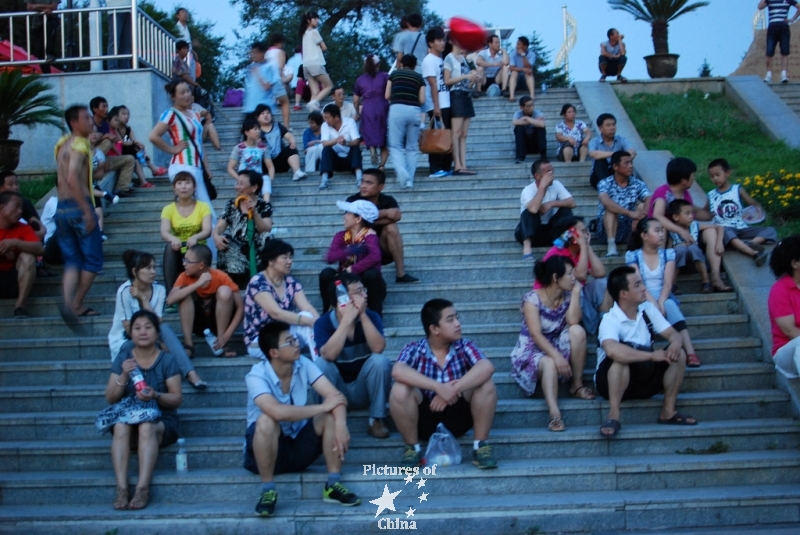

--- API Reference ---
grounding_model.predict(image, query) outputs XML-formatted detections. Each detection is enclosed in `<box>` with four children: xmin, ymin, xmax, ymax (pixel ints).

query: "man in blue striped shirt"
<box><xmin>760</xmin><ymin>0</ymin><xmax>800</xmax><ymax>83</ymax></box>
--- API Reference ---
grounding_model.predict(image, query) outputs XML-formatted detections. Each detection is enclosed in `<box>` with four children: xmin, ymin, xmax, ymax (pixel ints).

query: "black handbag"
<box><xmin>172</xmin><ymin>109</ymin><xmax>217</xmax><ymax>200</ymax></box>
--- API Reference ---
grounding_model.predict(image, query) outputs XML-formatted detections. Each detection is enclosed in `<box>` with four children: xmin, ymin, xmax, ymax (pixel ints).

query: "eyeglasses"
<box><xmin>182</xmin><ymin>258</ymin><xmax>201</xmax><ymax>265</ymax></box>
<box><xmin>278</xmin><ymin>336</ymin><xmax>300</xmax><ymax>348</ymax></box>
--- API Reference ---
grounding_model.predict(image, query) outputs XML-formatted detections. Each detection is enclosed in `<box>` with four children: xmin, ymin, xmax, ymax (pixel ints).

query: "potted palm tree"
<box><xmin>608</xmin><ymin>0</ymin><xmax>709</xmax><ymax>79</ymax></box>
<box><xmin>0</xmin><ymin>69</ymin><xmax>63</xmax><ymax>172</ymax></box>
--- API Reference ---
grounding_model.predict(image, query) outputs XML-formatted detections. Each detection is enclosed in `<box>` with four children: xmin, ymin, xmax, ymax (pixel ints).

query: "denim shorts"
<box><xmin>54</xmin><ymin>198</ymin><xmax>104</xmax><ymax>273</ymax></box>
<box><xmin>767</xmin><ymin>23</ymin><xmax>791</xmax><ymax>57</ymax></box>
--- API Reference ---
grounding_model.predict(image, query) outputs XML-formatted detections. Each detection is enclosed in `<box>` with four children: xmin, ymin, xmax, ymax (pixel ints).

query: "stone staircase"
<box><xmin>770</xmin><ymin>81</ymin><xmax>800</xmax><ymax>118</ymax></box>
<box><xmin>1</xmin><ymin>88</ymin><xmax>799</xmax><ymax>534</ymax></box>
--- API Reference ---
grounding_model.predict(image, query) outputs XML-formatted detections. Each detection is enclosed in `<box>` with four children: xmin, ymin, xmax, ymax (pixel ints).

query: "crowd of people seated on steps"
<box><xmin>8</xmin><ymin>7</ymin><xmax>789</xmax><ymax>520</ymax></box>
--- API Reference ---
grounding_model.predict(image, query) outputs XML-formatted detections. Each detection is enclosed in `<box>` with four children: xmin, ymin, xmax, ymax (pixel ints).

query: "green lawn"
<box><xmin>19</xmin><ymin>173</ymin><xmax>56</xmax><ymax>205</ymax></box>
<box><xmin>619</xmin><ymin>90</ymin><xmax>800</xmax><ymax>237</ymax></box>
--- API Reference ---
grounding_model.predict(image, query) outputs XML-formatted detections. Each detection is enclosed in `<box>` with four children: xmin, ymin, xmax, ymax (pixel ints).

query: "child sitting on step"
<box><xmin>703</xmin><ymin>158</ymin><xmax>776</xmax><ymax>266</ymax></box>
<box><xmin>227</xmin><ymin>118</ymin><xmax>275</xmax><ymax>202</ymax></box>
<box><xmin>626</xmin><ymin>218</ymin><xmax>702</xmax><ymax>368</ymax></box>
<box><xmin>667</xmin><ymin>199</ymin><xmax>727</xmax><ymax>295</ymax></box>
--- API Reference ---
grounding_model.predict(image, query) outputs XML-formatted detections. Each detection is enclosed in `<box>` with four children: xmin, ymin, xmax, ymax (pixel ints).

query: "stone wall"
<box><xmin>733</xmin><ymin>28</ymin><xmax>800</xmax><ymax>78</ymax></box>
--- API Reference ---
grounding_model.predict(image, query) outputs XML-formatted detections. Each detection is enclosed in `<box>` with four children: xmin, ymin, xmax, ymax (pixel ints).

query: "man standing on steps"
<box><xmin>514</xmin><ymin>158</ymin><xmax>576</xmax><ymax>261</ymax></box>
<box><xmin>512</xmin><ymin>96</ymin><xmax>547</xmax><ymax>164</ymax></box>
<box><xmin>422</xmin><ymin>27</ymin><xmax>453</xmax><ymax>178</ymax></box>
<box><xmin>390</xmin><ymin>298</ymin><xmax>498</xmax><ymax>469</ymax></box>
<box><xmin>346</xmin><ymin>168</ymin><xmax>420</xmax><ymax>284</ymax></box>
<box><xmin>588</xmin><ymin>113</ymin><xmax>636</xmax><ymax>190</ymax></box>
<box><xmin>595</xmin><ymin>266</ymin><xmax>697</xmax><ymax>438</ymax></box>
<box><xmin>595</xmin><ymin>151</ymin><xmax>650</xmax><ymax>257</ymax></box>
<box><xmin>760</xmin><ymin>0</ymin><xmax>800</xmax><ymax>83</ymax></box>
<box><xmin>54</xmin><ymin>105</ymin><xmax>104</xmax><ymax>323</ymax></box>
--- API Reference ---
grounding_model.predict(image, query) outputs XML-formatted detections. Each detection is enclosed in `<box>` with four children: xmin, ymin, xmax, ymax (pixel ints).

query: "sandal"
<box><xmin>548</xmin><ymin>417</ymin><xmax>566</xmax><ymax>432</ymax></box>
<box><xmin>153</xmin><ymin>167</ymin><xmax>168</xmax><ymax>177</ymax></box>
<box><xmin>221</xmin><ymin>346</ymin><xmax>238</xmax><ymax>358</ymax></box>
<box><xmin>600</xmin><ymin>419</ymin><xmax>621</xmax><ymax>438</ymax></box>
<box><xmin>712</xmin><ymin>282</ymin><xmax>733</xmax><ymax>293</ymax></box>
<box><xmin>700</xmin><ymin>282</ymin><xmax>712</xmax><ymax>294</ymax></box>
<box><xmin>687</xmin><ymin>353</ymin><xmax>701</xmax><ymax>368</ymax></box>
<box><xmin>139</xmin><ymin>181</ymin><xmax>156</xmax><ymax>189</ymax></box>
<box><xmin>113</xmin><ymin>487</ymin><xmax>129</xmax><ymax>510</ymax></box>
<box><xmin>128</xmin><ymin>487</ymin><xmax>149</xmax><ymax>510</ymax></box>
<box><xmin>657</xmin><ymin>411</ymin><xmax>698</xmax><ymax>426</ymax></box>
<box><xmin>190</xmin><ymin>379</ymin><xmax>208</xmax><ymax>390</ymax></box>
<box><xmin>569</xmin><ymin>385</ymin><xmax>596</xmax><ymax>400</ymax></box>
<box><xmin>182</xmin><ymin>343</ymin><xmax>195</xmax><ymax>359</ymax></box>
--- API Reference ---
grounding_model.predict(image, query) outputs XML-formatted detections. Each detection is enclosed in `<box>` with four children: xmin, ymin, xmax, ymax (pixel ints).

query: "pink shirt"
<box><xmin>768</xmin><ymin>274</ymin><xmax>800</xmax><ymax>355</ymax></box>
<box><xmin>532</xmin><ymin>247</ymin><xmax>591</xmax><ymax>289</ymax></box>
<box><xmin>648</xmin><ymin>184</ymin><xmax>693</xmax><ymax>218</ymax></box>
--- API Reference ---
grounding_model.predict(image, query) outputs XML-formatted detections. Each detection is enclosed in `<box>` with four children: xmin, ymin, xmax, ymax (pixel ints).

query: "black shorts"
<box><xmin>191</xmin><ymin>293</ymin><xmax>218</xmax><ymax>337</ymax></box>
<box><xmin>0</xmin><ymin>269</ymin><xmax>19</xmax><ymax>299</ymax></box>
<box><xmin>767</xmin><ymin>22</ymin><xmax>791</xmax><ymax>57</ymax></box>
<box><xmin>244</xmin><ymin>419</ymin><xmax>322</xmax><ymax>474</ymax></box>
<box><xmin>418</xmin><ymin>396</ymin><xmax>473</xmax><ymax>441</ymax></box>
<box><xmin>270</xmin><ymin>147</ymin><xmax>300</xmax><ymax>173</ymax></box>
<box><xmin>594</xmin><ymin>356</ymin><xmax>669</xmax><ymax>401</ymax></box>
<box><xmin>481</xmin><ymin>76</ymin><xmax>497</xmax><ymax>91</ymax></box>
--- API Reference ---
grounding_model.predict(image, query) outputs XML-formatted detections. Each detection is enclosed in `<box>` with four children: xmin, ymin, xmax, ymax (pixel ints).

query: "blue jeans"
<box><xmin>55</xmin><ymin>198</ymin><xmax>103</xmax><ymax>273</ymax></box>
<box><xmin>387</xmin><ymin>104</ymin><xmax>421</xmax><ymax>186</ymax></box>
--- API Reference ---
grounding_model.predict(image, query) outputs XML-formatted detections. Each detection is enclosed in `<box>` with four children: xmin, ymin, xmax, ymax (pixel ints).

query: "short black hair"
<box><xmin>257</xmin><ymin>321</ymin><xmax>291</xmax><ymax>360</ymax></box>
<box><xmin>666</xmin><ymin>157</ymin><xmax>697</xmax><ymax>185</ymax></box>
<box><xmin>607</xmin><ymin>265</ymin><xmax>637</xmax><ymax>303</ymax></box>
<box><xmin>487</xmin><ymin>34</ymin><xmax>499</xmax><ymax>45</ymax></box>
<box><xmin>267</xmin><ymin>33</ymin><xmax>286</xmax><ymax>47</ymax></box>
<box><xmin>327</xmin><ymin>272</ymin><xmax>361</xmax><ymax>308</ymax></box>
<box><xmin>239</xmin><ymin>169</ymin><xmax>263</xmax><ymax>193</ymax></box>
<box><xmin>554</xmin><ymin>215</ymin><xmax>584</xmax><ymax>237</ymax></box>
<box><xmin>0</xmin><ymin>170</ymin><xmax>16</xmax><ymax>187</ymax></box>
<box><xmin>400</xmin><ymin>54</ymin><xmax>417</xmax><ymax>69</ymax></box>
<box><xmin>186</xmin><ymin>243</ymin><xmax>212</xmax><ymax>266</ymax></box>
<box><xmin>322</xmin><ymin>103</ymin><xmax>341</xmax><ymax>118</ymax></box>
<box><xmin>260</xmin><ymin>238</ymin><xmax>294</xmax><ymax>266</ymax></box>
<box><xmin>426</xmin><ymin>27</ymin><xmax>445</xmax><ymax>47</ymax></box>
<box><xmin>519</xmin><ymin>96</ymin><xmax>532</xmax><ymax>107</ymax></box>
<box><xmin>668</xmin><ymin>198</ymin><xmax>692</xmax><ymax>217</ymax></box>
<box><xmin>531</xmin><ymin>158</ymin><xmax>550</xmax><ymax>177</ymax></box>
<box><xmin>122</xmin><ymin>249</ymin><xmax>156</xmax><ymax>281</ymax></box>
<box><xmin>596</xmin><ymin>112</ymin><xmax>616</xmax><ymax>128</ymax></box>
<box><xmin>251</xmin><ymin>103</ymin><xmax>273</xmax><ymax>119</ymax></box>
<box><xmin>89</xmin><ymin>96</ymin><xmax>107</xmax><ymax>112</ymax></box>
<box><xmin>164</xmin><ymin>79</ymin><xmax>187</xmax><ymax>97</ymax></box>
<box><xmin>0</xmin><ymin>190</ymin><xmax>21</xmax><ymax>206</ymax></box>
<box><xmin>251</xmin><ymin>40</ymin><xmax>268</xmax><ymax>53</ymax></box>
<box><xmin>517</xmin><ymin>36</ymin><xmax>530</xmax><ymax>48</ymax></box>
<box><xmin>407</xmin><ymin>13</ymin><xmax>423</xmax><ymax>28</ymax></box>
<box><xmin>770</xmin><ymin>235</ymin><xmax>800</xmax><ymax>278</ymax></box>
<box><xmin>307</xmin><ymin>110</ymin><xmax>323</xmax><ymax>126</ymax></box>
<box><xmin>707</xmin><ymin>158</ymin><xmax>730</xmax><ymax>172</ymax></box>
<box><xmin>333</xmin><ymin>86</ymin><xmax>345</xmax><ymax>94</ymax></box>
<box><xmin>130</xmin><ymin>309</ymin><xmax>161</xmax><ymax>335</ymax></box>
<box><xmin>533</xmin><ymin>255</ymin><xmax>574</xmax><ymax>287</ymax></box>
<box><xmin>363</xmin><ymin>167</ymin><xmax>386</xmax><ymax>185</ymax></box>
<box><xmin>611</xmin><ymin>150</ymin><xmax>631</xmax><ymax>167</ymax></box>
<box><xmin>560</xmin><ymin>103</ymin><xmax>576</xmax><ymax>117</ymax></box>
<box><xmin>64</xmin><ymin>105</ymin><xmax>88</xmax><ymax>132</ymax></box>
<box><xmin>421</xmin><ymin>298</ymin><xmax>454</xmax><ymax>336</ymax></box>
<box><xmin>241</xmin><ymin>118</ymin><xmax>260</xmax><ymax>136</ymax></box>
<box><xmin>607</xmin><ymin>28</ymin><xmax>618</xmax><ymax>38</ymax></box>
<box><xmin>176</xmin><ymin>40</ymin><xmax>189</xmax><ymax>52</ymax></box>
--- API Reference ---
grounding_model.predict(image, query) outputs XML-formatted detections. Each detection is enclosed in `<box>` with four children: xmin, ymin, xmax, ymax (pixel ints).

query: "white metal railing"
<box><xmin>0</xmin><ymin>0</ymin><xmax>176</xmax><ymax>77</ymax></box>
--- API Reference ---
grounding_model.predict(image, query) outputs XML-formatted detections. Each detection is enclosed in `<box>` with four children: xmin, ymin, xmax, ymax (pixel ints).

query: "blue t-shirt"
<box><xmin>767</xmin><ymin>0</ymin><xmax>798</xmax><ymax>24</ymax></box>
<box><xmin>244</xmin><ymin>61</ymin><xmax>281</xmax><ymax>113</ymax></box>
<box><xmin>313</xmin><ymin>309</ymin><xmax>384</xmax><ymax>383</ymax></box>
<box><xmin>303</xmin><ymin>127</ymin><xmax>321</xmax><ymax>150</ymax></box>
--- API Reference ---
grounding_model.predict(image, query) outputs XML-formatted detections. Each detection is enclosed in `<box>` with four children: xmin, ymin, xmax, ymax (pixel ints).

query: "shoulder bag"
<box><xmin>172</xmin><ymin>108</ymin><xmax>218</xmax><ymax>200</ymax></box>
<box><xmin>419</xmin><ymin>117</ymin><xmax>452</xmax><ymax>154</ymax></box>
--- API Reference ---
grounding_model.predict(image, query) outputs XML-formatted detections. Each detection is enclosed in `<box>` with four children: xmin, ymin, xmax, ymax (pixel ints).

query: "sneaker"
<box><xmin>367</xmin><ymin>418</ymin><xmax>390</xmax><ymax>439</ymax></box>
<box><xmin>102</xmin><ymin>191</ymin><xmax>120</xmax><ymax>204</ymax></box>
<box><xmin>395</xmin><ymin>273</ymin><xmax>420</xmax><ymax>284</ymax></box>
<box><xmin>318</xmin><ymin>178</ymin><xmax>329</xmax><ymax>191</ymax></box>
<box><xmin>323</xmin><ymin>482</ymin><xmax>361</xmax><ymax>506</ymax></box>
<box><xmin>402</xmin><ymin>181</ymin><xmax>413</xmax><ymax>189</ymax></box>
<box><xmin>400</xmin><ymin>445</ymin><xmax>422</xmax><ymax>468</ymax></box>
<box><xmin>292</xmin><ymin>170</ymin><xmax>308</xmax><ymax>181</ymax></box>
<box><xmin>102</xmin><ymin>233</ymin><xmax>108</xmax><ymax>242</ymax></box>
<box><xmin>754</xmin><ymin>250</ymin><xmax>768</xmax><ymax>267</ymax></box>
<box><xmin>307</xmin><ymin>100</ymin><xmax>321</xmax><ymax>112</ymax></box>
<box><xmin>355</xmin><ymin>178</ymin><xmax>362</xmax><ymax>188</ymax></box>
<box><xmin>293</xmin><ymin>105</ymin><xmax>302</xmax><ymax>111</ymax></box>
<box><xmin>472</xmin><ymin>441</ymin><xmax>497</xmax><ymax>470</ymax></box>
<box><xmin>514</xmin><ymin>160</ymin><xmax>524</xmax><ymax>164</ymax></box>
<box><xmin>764</xmin><ymin>71</ymin><xmax>773</xmax><ymax>83</ymax></box>
<box><xmin>781</xmin><ymin>70</ymin><xmax>789</xmax><ymax>84</ymax></box>
<box><xmin>428</xmin><ymin>170</ymin><xmax>449</xmax><ymax>178</ymax></box>
<box><xmin>13</xmin><ymin>306</ymin><xmax>29</xmax><ymax>319</ymax></box>
<box><xmin>255</xmin><ymin>489</ymin><xmax>277</xmax><ymax>517</ymax></box>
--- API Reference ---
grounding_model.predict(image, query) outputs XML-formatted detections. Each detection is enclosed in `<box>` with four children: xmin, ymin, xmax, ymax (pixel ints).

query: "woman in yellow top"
<box><xmin>160</xmin><ymin>171</ymin><xmax>212</xmax><ymax>294</ymax></box>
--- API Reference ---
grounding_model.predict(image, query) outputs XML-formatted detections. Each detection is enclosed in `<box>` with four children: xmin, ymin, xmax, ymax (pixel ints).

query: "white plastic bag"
<box><xmin>424</xmin><ymin>423</ymin><xmax>462</xmax><ymax>466</ymax></box>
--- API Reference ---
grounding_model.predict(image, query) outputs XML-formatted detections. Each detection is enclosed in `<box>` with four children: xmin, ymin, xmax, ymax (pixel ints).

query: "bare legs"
<box><xmin>379</xmin><ymin>222</ymin><xmax>407</xmax><ymax>279</ymax></box>
<box><xmin>15</xmin><ymin>252</ymin><xmax>36</xmax><ymax>311</ymax></box>
<box><xmin>308</xmin><ymin>73</ymin><xmax>333</xmax><ymax>106</ymax></box>
<box><xmin>111</xmin><ymin>421</ymin><xmax>164</xmax><ymax>509</ymax></box>
<box><xmin>451</xmin><ymin>117</ymin><xmax>472</xmax><ymax>172</ymax></box>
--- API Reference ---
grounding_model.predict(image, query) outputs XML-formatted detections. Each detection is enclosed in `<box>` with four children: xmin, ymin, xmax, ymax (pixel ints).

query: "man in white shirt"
<box><xmin>318</xmin><ymin>104</ymin><xmax>363</xmax><ymax>190</ymax></box>
<box><xmin>594</xmin><ymin>266</ymin><xmax>697</xmax><ymax>439</ymax></box>
<box><xmin>422</xmin><ymin>27</ymin><xmax>452</xmax><ymax>178</ymax></box>
<box><xmin>333</xmin><ymin>87</ymin><xmax>358</xmax><ymax>121</ymax></box>
<box><xmin>514</xmin><ymin>159</ymin><xmax>576</xmax><ymax>260</ymax></box>
<box><xmin>476</xmin><ymin>35</ymin><xmax>509</xmax><ymax>94</ymax></box>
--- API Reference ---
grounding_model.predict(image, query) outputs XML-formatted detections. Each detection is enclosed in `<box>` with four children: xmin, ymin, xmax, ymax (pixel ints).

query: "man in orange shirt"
<box><xmin>167</xmin><ymin>243</ymin><xmax>243</xmax><ymax>357</ymax></box>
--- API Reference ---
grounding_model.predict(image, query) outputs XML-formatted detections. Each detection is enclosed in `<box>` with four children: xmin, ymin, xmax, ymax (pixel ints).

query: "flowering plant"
<box><xmin>741</xmin><ymin>170</ymin><xmax>800</xmax><ymax>219</ymax></box>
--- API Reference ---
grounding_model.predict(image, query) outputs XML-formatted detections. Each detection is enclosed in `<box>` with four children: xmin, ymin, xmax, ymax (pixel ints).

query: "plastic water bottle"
<box><xmin>271</xmin><ymin>227</ymin><xmax>289</xmax><ymax>236</ymax></box>
<box><xmin>335</xmin><ymin>281</ymin><xmax>350</xmax><ymax>308</ymax></box>
<box><xmin>176</xmin><ymin>438</ymin><xmax>188</xmax><ymax>472</ymax></box>
<box><xmin>130</xmin><ymin>367</ymin><xmax>147</xmax><ymax>392</ymax></box>
<box><xmin>553</xmin><ymin>228</ymin><xmax>576</xmax><ymax>249</ymax></box>
<box><xmin>203</xmin><ymin>328</ymin><xmax>224</xmax><ymax>356</ymax></box>
<box><xmin>541</xmin><ymin>82</ymin><xmax>547</xmax><ymax>94</ymax></box>
<box><xmin>135</xmin><ymin>150</ymin><xmax>147</xmax><ymax>166</ymax></box>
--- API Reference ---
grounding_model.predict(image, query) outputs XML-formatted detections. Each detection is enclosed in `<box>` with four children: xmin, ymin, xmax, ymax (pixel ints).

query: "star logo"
<box><xmin>370</xmin><ymin>484</ymin><xmax>402</xmax><ymax>517</ymax></box>
<box><xmin>418</xmin><ymin>491</ymin><xmax>428</xmax><ymax>503</ymax></box>
<box><xmin>403</xmin><ymin>473</ymin><xmax>414</xmax><ymax>485</ymax></box>
<box><xmin>416</xmin><ymin>478</ymin><xmax>426</xmax><ymax>489</ymax></box>
<box><xmin>405</xmin><ymin>507</ymin><xmax>416</xmax><ymax>518</ymax></box>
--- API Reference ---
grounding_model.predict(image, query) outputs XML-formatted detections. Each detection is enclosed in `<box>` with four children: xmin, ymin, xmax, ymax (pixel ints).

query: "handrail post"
<box><xmin>88</xmin><ymin>0</ymin><xmax>102</xmax><ymax>71</ymax></box>
<box><xmin>131</xmin><ymin>0</ymin><xmax>139</xmax><ymax>69</ymax></box>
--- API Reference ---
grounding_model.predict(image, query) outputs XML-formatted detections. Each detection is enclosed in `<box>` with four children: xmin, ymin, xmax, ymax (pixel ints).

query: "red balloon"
<box><xmin>448</xmin><ymin>17</ymin><xmax>488</xmax><ymax>53</ymax></box>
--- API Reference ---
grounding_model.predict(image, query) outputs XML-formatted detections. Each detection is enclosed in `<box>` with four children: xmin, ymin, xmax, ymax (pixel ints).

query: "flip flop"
<box><xmin>600</xmin><ymin>419</ymin><xmax>621</xmax><ymax>438</ymax></box>
<box><xmin>190</xmin><ymin>379</ymin><xmax>208</xmax><ymax>390</ymax></box>
<box><xmin>657</xmin><ymin>411</ymin><xmax>698</xmax><ymax>426</ymax></box>
<box><xmin>153</xmin><ymin>167</ymin><xmax>168</xmax><ymax>177</ymax></box>
<box><xmin>569</xmin><ymin>385</ymin><xmax>596</xmax><ymax>400</ymax></box>
<box><xmin>548</xmin><ymin>417</ymin><xmax>566</xmax><ymax>432</ymax></box>
<box><xmin>182</xmin><ymin>343</ymin><xmax>195</xmax><ymax>358</ymax></box>
<box><xmin>222</xmin><ymin>346</ymin><xmax>238</xmax><ymax>358</ymax></box>
<box><xmin>77</xmin><ymin>307</ymin><xmax>100</xmax><ymax>317</ymax></box>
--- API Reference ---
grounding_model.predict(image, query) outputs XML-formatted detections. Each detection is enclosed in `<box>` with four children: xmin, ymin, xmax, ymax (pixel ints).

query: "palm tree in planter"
<box><xmin>608</xmin><ymin>0</ymin><xmax>709</xmax><ymax>79</ymax></box>
<box><xmin>0</xmin><ymin>69</ymin><xmax>63</xmax><ymax>172</ymax></box>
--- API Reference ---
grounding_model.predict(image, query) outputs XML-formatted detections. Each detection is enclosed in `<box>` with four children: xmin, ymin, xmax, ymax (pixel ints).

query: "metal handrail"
<box><xmin>0</xmin><ymin>1</ymin><xmax>176</xmax><ymax>77</ymax></box>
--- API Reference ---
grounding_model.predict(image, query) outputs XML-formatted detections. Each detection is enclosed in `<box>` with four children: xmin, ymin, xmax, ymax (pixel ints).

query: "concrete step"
<box><xmin>0</xmin><ymin>416</ymin><xmax>796</xmax><ymax>473</ymax></box>
<box><xmin>0</xmin><ymin>376</ymin><xmax>783</xmax><ymax>441</ymax></box>
<box><xmin>1</xmin><ymin>483</ymin><xmax>799</xmax><ymax>534</ymax></box>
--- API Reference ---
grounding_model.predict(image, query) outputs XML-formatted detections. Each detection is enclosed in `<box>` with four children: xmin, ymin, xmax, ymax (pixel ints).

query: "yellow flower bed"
<box><xmin>741</xmin><ymin>170</ymin><xmax>800</xmax><ymax>217</ymax></box>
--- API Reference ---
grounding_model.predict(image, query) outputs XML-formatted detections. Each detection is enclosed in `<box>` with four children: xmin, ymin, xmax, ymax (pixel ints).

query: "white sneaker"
<box><xmin>318</xmin><ymin>178</ymin><xmax>329</xmax><ymax>190</ymax></box>
<box><xmin>292</xmin><ymin>170</ymin><xmax>307</xmax><ymax>181</ymax></box>
<box><xmin>306</xmin><ymin>100</ymin><xmax>320</xmax><ymax>112</ymax></box>
<box><xmin>781</xmin><ymin>70</ymin><xmax>789</xmax><ymax>84</ymax></box>
<box><xmin>764</xmin><ymin>71</ymin><xmax>773</xmax><ymax>83</ymax></box>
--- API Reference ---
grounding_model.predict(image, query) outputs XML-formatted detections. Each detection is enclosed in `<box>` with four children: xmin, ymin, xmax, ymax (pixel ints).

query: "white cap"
<box><xmin>336</xmin><ymin>199</ymin><xmax>378</xmax><ymax>223</ymax></box>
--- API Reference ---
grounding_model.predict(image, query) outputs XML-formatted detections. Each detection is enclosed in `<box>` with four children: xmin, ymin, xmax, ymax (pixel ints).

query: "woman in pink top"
<box><xmin>768</xmin><ymin>235</ymin><xmax>800</xmax><ymax>378</ymax></box>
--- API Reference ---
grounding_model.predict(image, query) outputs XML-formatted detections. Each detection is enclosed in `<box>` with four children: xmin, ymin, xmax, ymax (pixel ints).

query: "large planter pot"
<box><xmin>644</xmin><ymin>53</ymin><xmax>679</xmax><ymax>79</ymax></box>
<box><xmin>0</xmin><ymin>139</ymin><xmax>24</xmax><ymax>172</ymax></box>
